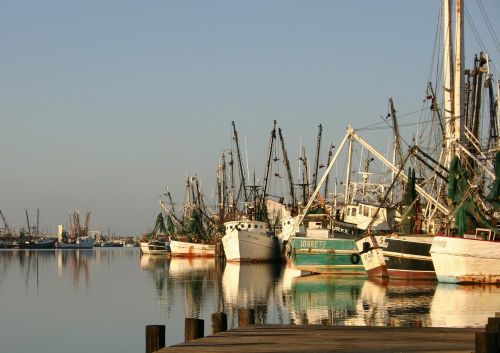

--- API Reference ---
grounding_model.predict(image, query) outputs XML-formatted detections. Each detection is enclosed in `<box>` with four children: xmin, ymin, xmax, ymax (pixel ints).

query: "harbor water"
<box><xmin>0</xmin><ymin>248</ymin><xmax>498</xmax><ymax>353</ymax></box>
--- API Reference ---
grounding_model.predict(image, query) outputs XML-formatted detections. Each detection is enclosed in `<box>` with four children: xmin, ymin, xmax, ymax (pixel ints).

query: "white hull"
<box><xmin>222</xmin><ymin>220</ymin><xmax>277</xmax><ymax>262</ymax></box>
<box><xmin>169</xmin><ymin>240</ymin><xmax>215</xmax><ymax>257</ymax></box>
<box><xmin>140</xmin><ymin>241</ymin><xmax>151</xmax><ymax>254</ymax></box>
<box><xmin>430</xmin><ymin>235</ymin><xmax>500</xmax><ymax>284</ymax></box>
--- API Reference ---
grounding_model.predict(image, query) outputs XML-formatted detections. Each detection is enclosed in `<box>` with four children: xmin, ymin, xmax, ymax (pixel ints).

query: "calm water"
<box><xmin>1</xmin><ymin>249</ymin><xmax>499</xmax><ymax>353</ymax></box>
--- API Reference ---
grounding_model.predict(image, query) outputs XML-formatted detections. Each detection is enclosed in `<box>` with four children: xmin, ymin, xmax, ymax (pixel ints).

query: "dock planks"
<box><xmin>157</xmin><ymin>324</ymin><xmax>480</xmax><ymax>352</ymax></box>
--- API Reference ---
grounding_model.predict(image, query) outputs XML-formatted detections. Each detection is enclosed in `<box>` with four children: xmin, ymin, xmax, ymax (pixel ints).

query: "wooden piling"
<box><xmin>185</xmin><ymin>318</ymin><xmax>204</xmax><ymax>342</ymax></box>
<box><xmin>238</xmin><ymin>308</ymin><xmax>255</xmax><ymax>327</ymax></box>
<box><xmin>476</xmin><ymin>313</ymin><xmax>500</xmax><ymax>353</ymax></box>
<box><xmin>211</xmin><ymin>312</ymin><xmax>227</xmax><ymax>334</ymax></box>
<box><xmin>145</xmin><ymin>325</ymin><xmax>165</xmax><ymax>353</ymax></box>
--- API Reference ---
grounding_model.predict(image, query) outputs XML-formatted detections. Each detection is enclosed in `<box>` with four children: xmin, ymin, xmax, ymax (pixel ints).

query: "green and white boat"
<box><xmin>287</xmin><ymin>213</ymin><xmax>366</xmax><ymax>275</ymax></box>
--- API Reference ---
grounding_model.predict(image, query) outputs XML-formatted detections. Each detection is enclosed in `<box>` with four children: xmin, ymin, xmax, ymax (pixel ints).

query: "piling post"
<box><xmin>212</xmin><ymin>312</ymin><xmax>227</xmax><ymax>334</ymax></box>
<box><xmin>185</xmin><ymin>318</ymin><xmax>204</xmax><ymax>342</ymax></box>
<box><xmin>476</xmin><ymin>313</ymin><xmax>500</xmax><ymax>353</ymax></box>
<box><xmin>238</xmin><ymin>308</ymin><xmax>255</xmax><ymax>327</ymax></box>
<box><xmin>145</xmin><ymin>325</ymin><xmax>165</xmax><ymax>353</ymax></box>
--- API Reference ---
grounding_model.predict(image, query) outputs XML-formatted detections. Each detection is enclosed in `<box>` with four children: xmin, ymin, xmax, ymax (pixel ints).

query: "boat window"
<box><xmin>363</xmin><ymin>206</ymin><xmax>369</xmax><ymax>217</ymax></box>
<box><xmin>351</xmin><ymin>208</ymin><xmax>356</xmax><ymax>216</ymax></box>
<box><xmin>254</xmin><ymin>224</ymin><xmax>258</xmax><ymax>228</ymax></box>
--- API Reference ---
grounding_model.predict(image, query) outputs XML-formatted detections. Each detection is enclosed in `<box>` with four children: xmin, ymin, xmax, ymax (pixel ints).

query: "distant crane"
<box><xmin>0</xmin><ymin>210</ymin><xmax>11</xmax><ymax>234</ymax></box>
<box><xmin>25</xmin><ymin>209</ymin><xmax>31</xmax><ymax>236</ymax></box>
<box><xmin>36</xmin><ymin>208</ymin><xmax>40</xmax><ymax>236</ymax></box>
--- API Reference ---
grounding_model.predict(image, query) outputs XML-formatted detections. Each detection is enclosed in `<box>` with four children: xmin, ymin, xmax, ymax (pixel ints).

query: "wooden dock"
<box><xmin>156</xmin><ymin>324</ymin><xmax>480</xmax><ymax>353</ymax></box>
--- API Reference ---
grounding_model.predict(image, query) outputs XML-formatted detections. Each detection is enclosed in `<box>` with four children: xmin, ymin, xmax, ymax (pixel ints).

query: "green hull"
<box><xmin>289</xmin><ymin>237</ymin><xmax>366</xmax><ymax>275</ymax></box>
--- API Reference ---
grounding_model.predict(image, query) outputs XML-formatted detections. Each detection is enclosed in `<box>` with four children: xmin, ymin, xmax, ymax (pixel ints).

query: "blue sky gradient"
<box><xmin>1</xmin><ymin>0</ymin><xmax>499</xmax><ymax>234</ymax></box>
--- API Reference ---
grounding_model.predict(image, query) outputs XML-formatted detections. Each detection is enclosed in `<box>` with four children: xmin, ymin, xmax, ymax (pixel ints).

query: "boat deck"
<box><xmin>157</xmin><ymin>324</ymin><xmax>480</xmax><ymax>352</ymax></box>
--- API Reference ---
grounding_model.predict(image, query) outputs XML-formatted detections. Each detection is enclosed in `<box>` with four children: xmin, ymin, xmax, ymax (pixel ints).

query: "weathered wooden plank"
<box><xmin>156</xmin><ymin>325</ymin><xmax>479</xmax><ymax>353</ymax></box>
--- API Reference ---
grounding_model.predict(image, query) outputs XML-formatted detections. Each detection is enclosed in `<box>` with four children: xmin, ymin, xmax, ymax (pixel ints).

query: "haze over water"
<box><xmin>0</xmin><ymin>248</ymin><xmax>498</xmax><ymax>353</ymax></box>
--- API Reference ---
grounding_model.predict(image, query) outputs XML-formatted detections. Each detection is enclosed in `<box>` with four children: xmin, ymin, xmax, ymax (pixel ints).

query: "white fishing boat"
<box><xmin>430</xmin><ymin>230</ymin><xmax>500</xmax><ymax>284</ymax></box>
<box><xmin>222</xmin><ymin>220</ymin><xmax>278</xmax><ymax>262</ymax></box>
<box><xmin>169</xmin><ymin>239</ymin><xmax>215</xmax><ymax>257</ymax></box>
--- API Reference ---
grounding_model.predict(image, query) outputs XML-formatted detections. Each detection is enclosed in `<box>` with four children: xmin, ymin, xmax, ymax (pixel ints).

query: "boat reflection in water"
<box><xmin>137</xmin><ymin>256</ymin><xmax>499</xmax><ymax>329</ymax></box>
<box><xmin>288</xmin><ymin>275</ymin><xmax>365</xmax><ymax>325</ymax></box>
<box><xmin>55</xmin><ymin>249</ymin><xmax>93</xmax><ymax>287</ymax></box>
<box><xmin>222</xmin><ymin>262</ymin><xmax>286</xmax><ymax>326</ymax></box>
<box><xmin>383</xmin><ymin>280</ymin><xmax>436</xmax><ymax>327</ymax></box>
<box><xmin>430</xmin><ymin>283</ymin><xmax>500</xmax><ymax>327</ymax></box>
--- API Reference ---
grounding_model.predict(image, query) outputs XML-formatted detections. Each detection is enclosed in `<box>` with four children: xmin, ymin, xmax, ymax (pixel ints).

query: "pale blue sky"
<box><xmin>1</xmin><ymin>0</ymin><xmax>499</xmax><ymax>235</ymax></box>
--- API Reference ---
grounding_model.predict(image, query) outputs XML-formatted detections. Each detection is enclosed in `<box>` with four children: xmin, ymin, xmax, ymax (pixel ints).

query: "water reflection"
<box><xmin>222</xmin><ymin>262</ymin><xmax>282</xmax><ymax>325</ymax></box>
<box><xmin>431</xmin><ymin>283</ymin><xmax>500</xmax><ymax>327</ymax></box>
<box><xmin>288</xmin><ymin>275</ymin><xmax>364</xmax><ymax>325</ymax></box>
<box><xmin>1</xmin><ymin>249</ymin><xmax>497</xmax><ymax>331</ymax></box>
<box><xmin>56</xmin><ymin>250</ymin><xmax>91</xmax><ymax>287</ymax></box>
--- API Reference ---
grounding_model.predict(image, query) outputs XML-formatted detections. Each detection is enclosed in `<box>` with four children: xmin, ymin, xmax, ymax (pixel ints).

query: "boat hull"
<box><xmin>430</xmin><ymin>235</ymin><xmax>500</xmax><ymax>284</ymax></box>
<box><xmin>355</xmin><ymin>235</ymin><xmax>388</xmax><ymax>277</ymax></box>
<box><xmin>17</xmin><ymin>238</ymin><xmax>57</xmax><ymax>249</ymax></box>
<box><xmin>169</xmin><ymin>240</ymin><xmax>215</xmax><ymax>257</ymax></box>
<box><xmin>222</xmin><ymin>228</ymin><xmax>277</xmax><ymax>262</ymax></box>
<box><xmin>383</xmin><ymin>237</ymin><xmax>435</xmax><ymax>280</ymax></box>
<box><xmin>140</xmin><ymin>241</ymin><xmax>151</xmax><ymax>254</ymax></box>
<box><xmin>289</xmin><ymin>237</ymin><xmax>366</xmax><ymax>275</ymax></box>
<box><xmin>57</xmin><ymin>238</ymin><xmax>95</xmax><ymax>249</ymax></box>
<box><xmin>148</xmin><ymin>240</ymin><xmax>170</xmax><ymax>255</ymax></box>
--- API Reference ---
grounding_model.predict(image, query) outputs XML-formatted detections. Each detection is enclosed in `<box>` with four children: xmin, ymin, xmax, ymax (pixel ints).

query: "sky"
<box><xmin>1</xmin><ymin>0</ymin><xmax>499</xmax><ymax>235</ymax></box>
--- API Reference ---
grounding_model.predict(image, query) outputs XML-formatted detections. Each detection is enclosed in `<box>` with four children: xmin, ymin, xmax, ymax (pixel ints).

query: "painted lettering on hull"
<box><xmin>299</xmin><ymin>240</ymin><xmax>326</xmax><ymax>249</ymax></box>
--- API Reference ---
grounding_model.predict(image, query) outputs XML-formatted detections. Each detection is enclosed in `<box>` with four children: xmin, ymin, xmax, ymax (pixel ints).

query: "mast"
<box><xmin>323</xmin><ymin>143</ymin><xmax>334</xmax><ymax>201</ymax></box>
<box><xmin>217</xmin><ymin>153</ymin><xmax>227</xmax><ymax>223</ymax></box>
<box><xmin>485</xmin><ymin>58</ymin><xmax>499</xmax><ymax>150</ymax></box>
<box><xmin>36</xmin><ymin>208</ymin><xmax>40</xmax><ymax>236</ymax></box>
<box><xmin>344</xmin><ymin>137</ymin><xmax>353</xmax><ymax>204</ymax></box>
<box><xmin>262</xmin><ymin>120</ymin><xmax>277</xmax><ymax>201</ymax></box>
<box><xmin>389</xmin><ymin>98</ymin><xmax>403</xmax><ymax>168</ymax></box>
<box><xmin>312</xmin><ymin>124</ymin><xmax>323</xmax><ymax>191</ymax></box>
<box><xmin>229</xmin><ymin>150</ymin><xmax>237</xmax><ymax>216</ymax></box>
<box><xmin>278</xmin><ymin>128</ymin><xmax>296</xmax><ymax>210</ymax></box>
<box><xmin>300</xmin><ymin>146</ymin><xmax>310</xmax><ymax>203</ymax></box>
<box><xmin>454</xmin><ymin>0</ymin><xmax>464</xmax><ymax>145</ymax></box>
<box><xmin>232</xmin><ymin>121</ymin><xmax>248</xmax><ymax>203</ymax></box>
<box><xmin>389</xmin><ymin>98</ymin><xmax>403</xmax><ymax>202</ymax></box>
<box><xmin>165</xmin><ymin>187</ymin><xmax>176</xmax><ymax>215</ymax></box>
<box><xmin>443</xmin><ymin>0</ymin><xmax>455</xmax><ymax>167</ymax></box>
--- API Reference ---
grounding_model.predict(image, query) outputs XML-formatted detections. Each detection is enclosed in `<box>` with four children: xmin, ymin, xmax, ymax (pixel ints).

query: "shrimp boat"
<box><xmin>169</xmin><ymin>239</ymin><xmax>215</xmax><ymax>257</ymax></box>
<box><xmin>159</xmin><ymin>179</ymin><xmax>217</xmax><ymax>257</ymax></box>
<box><xmin>57</xmin><ymin>211</ymin><xmax>95</xmax><ymax>249</ymax></box>
<box><xmin>141</xmin><ymin>213</ymin><xmax>170</xmax><ymax>255</ymax></box>
<box><xmin>222</xmin><ymin>219</ymin><xmax>277</xmax><ymax>262</ymax></box>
